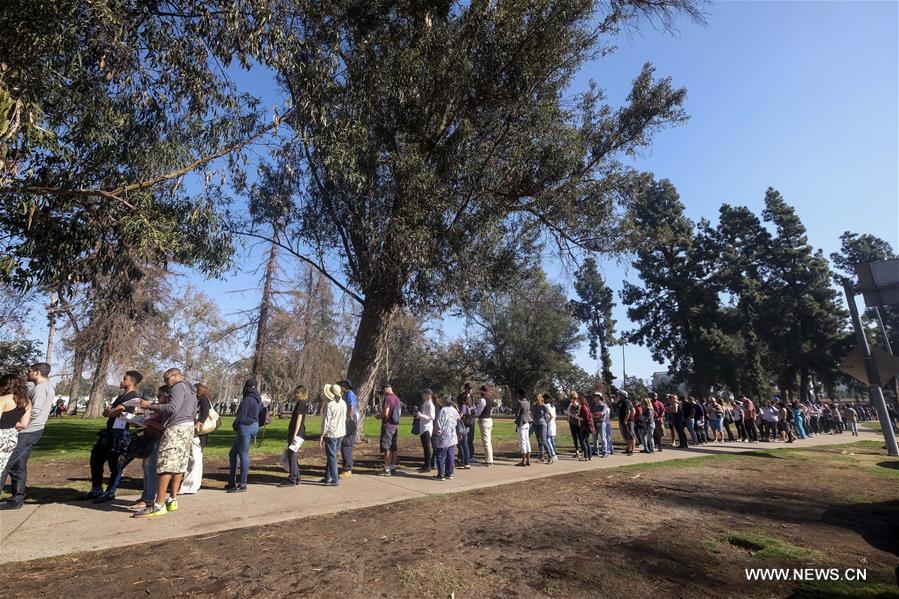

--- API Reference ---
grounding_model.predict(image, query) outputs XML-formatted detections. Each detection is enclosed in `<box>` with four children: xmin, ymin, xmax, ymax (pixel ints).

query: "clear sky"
<box><xmin>25</xmin><ymin>1</ymin><xmax>899</xmax><ymax>384</ymax></box>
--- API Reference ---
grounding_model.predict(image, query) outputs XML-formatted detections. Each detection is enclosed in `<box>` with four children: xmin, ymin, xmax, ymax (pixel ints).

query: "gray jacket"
<box><xmin>150</xmin><ymin>380</ymin><xmax>198</xmax><ymax>428</ymax></box>
<box><xmin>515</xmin><ymin>399</ymin><xmax>533</xmax><ymax>427</ymax></box>
<box><xmin>24</xmin><ymin>379</ymin><xmax>56</xmax><ymax>434</ymax></box>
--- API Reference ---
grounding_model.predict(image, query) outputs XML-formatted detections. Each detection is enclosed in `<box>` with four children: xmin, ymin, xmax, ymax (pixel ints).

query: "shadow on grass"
<box><xmin>820</xmin><ymin>500</ymin><xmax>899</xmax><ymax>557</ymax></box>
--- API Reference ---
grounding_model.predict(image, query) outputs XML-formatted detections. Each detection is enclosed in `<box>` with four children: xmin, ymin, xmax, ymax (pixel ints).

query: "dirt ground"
<box><xmin>3</xmin><ymin>442</ymin><xmax>897</xmax><ymax>598</ymax></box>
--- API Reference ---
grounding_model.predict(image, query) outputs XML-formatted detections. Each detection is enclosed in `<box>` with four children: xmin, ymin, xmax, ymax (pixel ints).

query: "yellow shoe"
<box><xmin>338</xmin><ymin>471</ymin><xmax>352</xmax><ymax>479</ymax></box>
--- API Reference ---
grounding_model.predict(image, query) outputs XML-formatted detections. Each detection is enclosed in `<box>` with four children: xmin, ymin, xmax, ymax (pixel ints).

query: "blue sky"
<box><xmin>27</xmin><ymin>1</ymin><xmax>899</xmax><ymax>383</ymax></box>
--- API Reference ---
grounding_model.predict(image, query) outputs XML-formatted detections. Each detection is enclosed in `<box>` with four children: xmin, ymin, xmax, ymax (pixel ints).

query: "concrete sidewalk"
<box><xmin>0</xmin><ymin>432</ymin><xmax>881</xmax><ymax>563</ymax></box>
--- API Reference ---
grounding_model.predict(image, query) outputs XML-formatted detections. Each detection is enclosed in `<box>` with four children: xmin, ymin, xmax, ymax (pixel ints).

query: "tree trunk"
<box><xmin>345</xmin><ymin>297</ymin><xmax>398</xmax><ymax>441</ymax></box>
<box><xmin>799</xmin><ymin>366</ymin><xmax>810</xmax><ymax>402</ymax></box>
<box><xmin>66</xmin><ymin>349</ymin><xmax>86</xmax><ymax>415</ymax></box>
<box><xmin>45</xmin><ymin>291</ymin><xmax>57</xmax><ymax>363</ymax></box>
<box><xmin>252</xmin><ymin>223</ymin><xmax>280</xmax><ymax>378</ymax></box>
<box><xmin>84</xmin><ymin>335</ymin><xmax>113</xmax><ymax>418</ymax></box>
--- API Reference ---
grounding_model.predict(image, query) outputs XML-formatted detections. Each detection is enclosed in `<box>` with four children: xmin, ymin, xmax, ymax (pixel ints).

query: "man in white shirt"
<box><xmin>2</xmin><ymin>362</ymin><xmax>55</xmax><ymax>509</ymax></box>
<box><xmin>475</xmin><ymin>385</ymin><xmax>495</xmax><ymax>466</ymax></box>
<box><xmin>319</xmin><ymin>384</ymin><xmax>346</xmax><ymax>486</ymax></box>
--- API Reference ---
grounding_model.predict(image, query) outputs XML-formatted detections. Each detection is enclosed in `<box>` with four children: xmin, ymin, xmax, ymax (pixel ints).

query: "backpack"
<box><xmin>390</xmin><ymin>402</ymin><xmax>402</xmax><ymax>425</ymax></box>
<box><xmin>258</xmin><ymin>404</ymin><xmax>272</xmax><ymax>427</ymax></box>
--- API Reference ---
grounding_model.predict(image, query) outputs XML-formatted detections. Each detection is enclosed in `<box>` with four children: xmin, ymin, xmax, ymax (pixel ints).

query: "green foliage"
<box><xmin>0</xmin><ymin>338</ymin><xmax>39</xmax><ymax>374</ymax></box>
<box><xmin>620</xmin><ymin>177</ymin><xmax>726</xmax><ymax>394</ymax></box>
<box><xmin>466</xmin><ymin>268</ymin><xmax>582</xmax><ymax>393</ymax></box>
<box><xmin>571</xmin><ymin>256</ymin><xmax>616</xmax><ymax>385</ymax></box>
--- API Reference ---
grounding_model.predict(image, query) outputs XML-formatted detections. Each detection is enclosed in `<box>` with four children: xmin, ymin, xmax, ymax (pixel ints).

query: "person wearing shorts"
<box><xmin>134</xmin><ymin>368</ymin><xmax>197</xmax><ymax>519</ymax></box>
<box><xmin>377</xmin><ymin>383</ymin><xmax>401</xmax><ymax>476</ymax></box>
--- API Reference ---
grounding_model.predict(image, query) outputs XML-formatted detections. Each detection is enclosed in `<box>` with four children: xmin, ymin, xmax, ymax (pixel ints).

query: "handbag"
<box><xmin>411</xmin><ymin>418</ymin><xmax>421</xmax><ymax>436</ymax></box>
<box><xmin>198</xmin><ymin>405</ymin><xmax>221</xmax><ymax>435</ymax></box>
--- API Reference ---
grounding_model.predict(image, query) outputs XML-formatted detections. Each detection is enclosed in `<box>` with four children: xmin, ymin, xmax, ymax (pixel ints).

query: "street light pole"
<box><xmin>844</xmin><ymin>283</ymin><xmax>899</xmax><ymax>456</ymax></box>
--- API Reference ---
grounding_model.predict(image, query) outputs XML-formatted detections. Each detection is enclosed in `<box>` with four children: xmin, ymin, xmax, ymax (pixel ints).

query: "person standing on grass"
<box><xmin>532</xmin><ymin>394</ymin><xmax>549</xmax><ymax>462</ymax></box>
<box><xmin>337</xmin><ymin>380</ymin><xmax>357</xmax><ymax>480</ymax></box>
<box><xmin>514</xmin><ymin>389</ymin><xmax>533</xmax><ymax>466</ymax></box>
<box><xmin>80</xmin><ymin>370</ymin><xmax>144</xmax><ymax>503</ymax></box>
<box><xmin>544</xmin><ymin>396</ymin><xmax>558</xmax><ymax>463</ymax></box>
<box><xmin>320</xmin><ymin>383</ymin><xmax>346</xmax><ymax>486</ymax></box>
<box><xmin>589</xmin><ymin>392</ymin><xmax>607</xmax><ymax>457</ymax></box>
<box><xmin>0</xmin><ymin>375</ymin><xmax>30</xmax><ymax>479</ymax></box>
<box><xmin>1</xmin><ymin>362</ymin><xmax>55</xmax><ymax>510</ymax></box>
<box><xmin>280</xmin><ymin>385</ymin><xmax>309</xmax><ymax>487</ymax></box>
<box><xmin>433</xmin><ymin>396</ymin><xmax>460</xmax><ymax>480</ymax></box>
<box><xmin>415</xmin><ymin>389</ymin><xmax>435</xmax><ymax>473</ymax></box>
<box><xmin>377</xmin><ymin>383</ymin><xmax>402</xmax><ymax>476</ymax></box>
<box><xmin>476</xmin><ymin>385</ymin><xmax>494</xmax><ymax>467</ymax></box>
<box><xmin>651</xmin><ymin>392</ymin><xmax>666</xmax><ymax>451</ymax></box>
<box><xmin>134</xmin><ymin>368</ymin><xmax>197</xmax><ymax>518</ymax></box>
<box><xmin>616</xmin><ymin>391</ymin><xmax>636</xmax><ymax>455</ymax></box>
<box><xmin>223</xmin><ymin>378</ymin><xmax>262</xmax><ymax>493</ymax></box>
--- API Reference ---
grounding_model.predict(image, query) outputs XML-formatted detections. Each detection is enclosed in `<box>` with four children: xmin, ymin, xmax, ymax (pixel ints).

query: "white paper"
<box><xmin>124</xmin><ymin>414</ymin><xmax>146</xmax><ymax>427</ymax></box>
<box><xmin>122</xmin><ymin>397</ymin><xmax>143</xmax><ymax>408</ymax></box>
<box><xmin>288</xmin><ymin>436</ymin><xmax>304</xmax><ymax>452</ymax></box>
<box><xmin>112</xmin><ymin>417</ymin><xmax>127</xmax><ymax>429</ymax></box>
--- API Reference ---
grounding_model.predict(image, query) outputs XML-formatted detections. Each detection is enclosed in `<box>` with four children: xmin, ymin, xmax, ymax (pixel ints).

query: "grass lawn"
<box><xmin>33</xmin><ymin>414</ymin><xmax>524</xmax><ymax>461</ymax></box>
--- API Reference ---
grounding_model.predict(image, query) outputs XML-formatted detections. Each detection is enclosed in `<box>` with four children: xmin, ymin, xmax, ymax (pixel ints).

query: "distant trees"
<box><xmin>622</xmin><ymin>179</ymin><xmax>849</xmax><ymax>400</ymax></box>
<box><xmin>571</xmin><ymin>257</ymin><xmax>616</xmax><ymax>386</ymax></box>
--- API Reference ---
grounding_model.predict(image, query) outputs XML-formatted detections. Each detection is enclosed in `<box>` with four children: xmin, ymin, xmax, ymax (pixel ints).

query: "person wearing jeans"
<box><xmin>589</xmin><ymin>392</ymin><xmax>608</xmax><ymax>456</ymax></box>
<box><xmin>320</xmin><ymin>383</ymin><xmax>347</xmax><ymax>486</ymax></box>
<box><xmin>532</xmin><ymin>394</ymin><xmax>548</xmax><ymax>461</ymax></box>
<box><xmin>280</xmin><ymin>385</ymin><xmax>308</xmax><ymax>487</ymax></box>
<box><xmin>416</xmin><ymin>390</ymin><xmax>435</xmax><ymax>473</ymax></box>
<box><xmin>1</xmin><ymin>362</ymin><xmax>55</xmax><ymax>510</ymax></box>
<box><xmin>640</xmin><ymin>398</ymin><xmax>656</xmax><ymax>453</ymax></box>
<box><xmin>545</xmin><ymin>397</ymin><xmax>558</xmax><ymax>463</ymax></box>
<box><xmin>434</xmin><ymin>397</ymin><xmax>460</xmax><ymax>480</ymax></box>
<box><xmin>226</xmin><ymin>379</ymin><xmax>262</xmax><ymax>492</ymax></box>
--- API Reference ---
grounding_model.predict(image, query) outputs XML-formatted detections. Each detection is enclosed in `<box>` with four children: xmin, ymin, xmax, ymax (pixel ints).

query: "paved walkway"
<box><xmin>0</xmin><ymin>432</ymin><xmax>880</xmax><ymax>563</ymax></box>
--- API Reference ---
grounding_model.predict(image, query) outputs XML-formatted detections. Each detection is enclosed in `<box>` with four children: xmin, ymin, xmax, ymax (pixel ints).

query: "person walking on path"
<box><xmin>476</xmin><ymin>385</ymin><xmax>494</xmax><ymax>466</ymax></box>
<box><xmin>415</xmin><ymin>389</ymin><xmax>435</xmax><ymax>473</ymax></box>
<box><xmin>337</xmin><ymin>380</ymin><xmax>357</xmax><ymax>480</ymax></box>
<box><xmin>1</xmin><ymin>362</ymin><xmax>55</xmax><ymax>510</ymax></box>
<box><xmin>320</xmin><ymin>383</ymin><xmax>346</xmax><ymax>486</ymax></box>
<box><xmin>377</xmin><ymin>383</ymin><xmax>402</xmax><ymax>476</ymax></box>
<box><xmin>0</xmin><ymin>375</ymin><xmax>30</xmax><ymax>478</ymax></box>
<box><xmin>80</xmin><ymin>370</ymin><xmax>143</xmax><ymax>503</ymax></box>
<box><xmin>224</xmin><ymin>379</ymin><xmax>262</xmax><ymax>493</ymax></box>
<box><xmin>514</xmin><ymin>389</ymin><xmax>533</xmax><ymax>466</ymax></box>
<box><xmin>280</xmin><ymin>385</ymin><xmax>309</xmax><ymax>487</ymax></box>
<box><xmin>842</xmin><ymin>404</ymin><xmax>859</xmax><ymax>436</ymax></box>
<box><xmin>433</xmin><ymin>396</ymin><xmax>460</xmax><ymax>480</ymax></box>
<box><xmin>134</xmin><ymin>368</ymin><xmax>197</xmax><ymax>518</ymax></box>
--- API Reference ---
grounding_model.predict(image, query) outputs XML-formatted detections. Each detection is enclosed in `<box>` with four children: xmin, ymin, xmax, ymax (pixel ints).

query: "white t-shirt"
<box><xmin>546</xmin><ymin>405</ymin><xmax>557</xmax><ymax>437</ymax></box>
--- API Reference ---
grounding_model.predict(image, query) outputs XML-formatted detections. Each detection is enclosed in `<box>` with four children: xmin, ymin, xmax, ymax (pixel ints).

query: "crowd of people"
<box><xmin>0</xmin><ymin>362</ymin><xmax>892</xmax><ymax>519</ymax></box>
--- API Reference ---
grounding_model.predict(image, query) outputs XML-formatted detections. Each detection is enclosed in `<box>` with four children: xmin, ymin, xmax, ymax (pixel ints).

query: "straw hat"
<box><xmin>323</xmin><ymin>383</ymin><xmax>342</xmax><ymax>401</ymax></box>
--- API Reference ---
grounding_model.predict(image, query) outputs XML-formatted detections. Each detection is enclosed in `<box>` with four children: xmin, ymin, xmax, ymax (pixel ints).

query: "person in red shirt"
<box><xmin>650</xmin><ymin>392</ymin><xmax>666</xmax><ymax>452</ymax></box>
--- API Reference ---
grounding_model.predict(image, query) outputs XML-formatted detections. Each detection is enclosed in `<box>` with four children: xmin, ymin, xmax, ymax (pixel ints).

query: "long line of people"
<box><xmin>0</xmin><ymin>364</ymin><xmax>891</xmax><ymax>519</ymax></box>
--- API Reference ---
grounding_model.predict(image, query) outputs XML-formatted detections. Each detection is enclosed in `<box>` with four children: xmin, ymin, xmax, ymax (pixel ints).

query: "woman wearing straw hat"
<box><xmin>320</xmin><ymin>383</ymin><xmax>346</xmax><ymax>486</ymax></box>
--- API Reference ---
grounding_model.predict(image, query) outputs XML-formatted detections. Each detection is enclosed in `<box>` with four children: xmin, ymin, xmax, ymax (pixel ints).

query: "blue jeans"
<box><xmin>436</xmin><ymin>446</ymin><xmax>455</xmax><ymax>478</ymax></box>
<box><xmin>546</xmin><ymin>435</ymin><xmax>557</xmax><ymax>458</ymax></box>
<box><xmin>533</xmin><ymin>424</ymin><xmax>547</xmax><ymax>456</ymax></box>
<box><xmin>142</xmin><ymin>441</ymin><xmax>159</xmax><ymax>502</ymax></box>
<box><xmin>458</xmin><ymin>433</ymin><xmax>471</xmax><ymax>465</ymax></box>
<box><xmin>579</xmin><ymin>430</ymin><xmax>592</xmax><ymax>459</ymax></box>
<box><xmin>228</xmin><ymin>422</ymin><xmax>259</xmax><ymax>486</ymax></box>
<box><xmin>642</xmin><ymin>422</ymin><xmax>655</xmax><ymax>453</ymax></box>
<box><xmin>1</xmin><ymin>429</ymin><xmax>44</xmax><ymax>504</ymax></box>
<box><xmin>603</xmin><ymin>421</ymin><xmax>614</xmax><ymax>454</ymax></box>
<box><xmin>686</xmin><ymin>419</ymin><xmax>698</xmax><ymax>444</ymax></box>
<box><xmin>324</xmin><ymin>436</ymin><xmax>341</xmax><ymax>483</ymax></box>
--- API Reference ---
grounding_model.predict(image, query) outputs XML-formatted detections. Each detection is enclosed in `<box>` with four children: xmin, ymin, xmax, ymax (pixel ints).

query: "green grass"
<box><xmin>723</xmin><ymin>530</ymin><xmax>818</xmax><ymax>560</ymax></box>
<box><xmin>792</xmin><ymin>580</ymin><xmax>899</xmax><ymax>599</ymax></box>
<box><xmin>32</xmin><ymin>414</ymin><xmax>523</xmax><ymax>461</ymax></box>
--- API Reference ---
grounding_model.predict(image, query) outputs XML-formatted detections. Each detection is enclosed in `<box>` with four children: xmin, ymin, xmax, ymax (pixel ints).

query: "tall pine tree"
<box><xmin>571</xmin><ymin>256</ymin><xmax>616</xmax><ymax>386</ymax></box>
